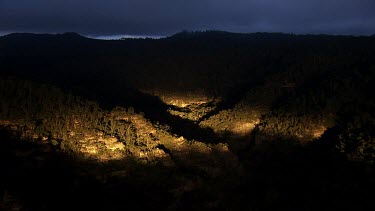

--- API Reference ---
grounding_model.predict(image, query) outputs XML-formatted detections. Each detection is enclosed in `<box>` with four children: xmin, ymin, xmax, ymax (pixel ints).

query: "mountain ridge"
<box><xmin>3</xmin><ymin>30</ymin><xmax>375</xmax><ymax>42</ymax></box>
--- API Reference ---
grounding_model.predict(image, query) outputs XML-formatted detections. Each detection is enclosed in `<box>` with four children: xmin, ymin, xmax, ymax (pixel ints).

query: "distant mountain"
<box><xmin>168</xmin><ymin>30</ymin><xmax>296</xmax><ymax>41</ymax></box>
<box><xmin>169</xmin><ymin>30</ymin><xmax>232</xmax><ymax>38</ymax></box>
<box><xmin>0</xmin><ymin>32</ymin><xmax>93</xmax><ymax>53</ymax></box>
<box><xmin>0</xmin><ymin>32</ymin><xmax>87</xmax><ymax>40</ymax></box>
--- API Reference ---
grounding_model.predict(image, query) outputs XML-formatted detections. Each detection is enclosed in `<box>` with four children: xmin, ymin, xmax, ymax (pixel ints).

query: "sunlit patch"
<box><xmin>169</xmin><ymin>99</ymin><xmax>208</xmax><ymax>108</ymax></box>
<box><xmin>100</xmin><ymin>137</ymin><xmax>125</xmax><ymax>151</ymax></box>
<box><xmin>232</xmin><ymin>121</ymin><xmax>259</xmax><ymax>136</ymax></box>
<box><xmin>199</xmin><ymin>103</ymin><xmax>266</xmax><ymax>139</ymax></box>
<box><xmin>77</xmin><ymin>136</ymin><xmax>126</xmax><ymax>161</ymax></box>
<box><xmin>80</xmin><ymin>145</ymin><xmax>98</xmax><ymax>155</ymax></box>
<box><xmin>295</xmin><ymin>125</ymin><xmax>327</xmax><ymax>140</ymax></box>
<box><xmin>0</xmin><ymin>120</ymin><xmax>19</xmax><ymax>131</ymax></box>
<box><xmin>131</xmin><ymin>115</ymin><xmax>157</xmax><ymax>135</ymax></box>
<box><xmin>1</xmin><ymin>115</ymin><xmax>242</xmax><ymax>183</ymax></box>
<box><xmin>312</xmin><ymin>126</ymin><xmax>327</xmax><ymax>138</ymax></box>
<box><xmin>174</xmin><ymin>136</ymin><xmax>185</xmax><ymax>146</ymax></box>
<box><xmin>138</xmin><ymin>148</ymin><xmax>175</xmax><ymax>166</ymax></box>
<box><xmin>166</xmin><ymin>97</ymin><xmax>218</xmax><ymax>121</ymax></box>
<box><xmin>140</xmin><ymin>90</ymin><xmax>220</xmax><ymax>121</ymax></box>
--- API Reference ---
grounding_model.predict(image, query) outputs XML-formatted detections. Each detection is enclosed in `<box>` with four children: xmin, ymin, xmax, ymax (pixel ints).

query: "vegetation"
<box><xmin>1</xmin><ymin>31</ymin><xmax>375</xmax><ymax>210</ymax></box>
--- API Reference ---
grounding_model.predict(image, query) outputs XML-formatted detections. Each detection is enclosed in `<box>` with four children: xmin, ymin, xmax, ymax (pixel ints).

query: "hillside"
<box><xmin>1</xmin><ymin>31</ymin><xmax>375</xmax><ymax>210</ymax></box>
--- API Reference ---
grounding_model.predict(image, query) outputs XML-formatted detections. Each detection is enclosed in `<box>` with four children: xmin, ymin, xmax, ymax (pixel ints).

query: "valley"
<box><xmin>1</xmin><ymin>31</ymin><xmax>374</xmax><ymax>210</ymax></box>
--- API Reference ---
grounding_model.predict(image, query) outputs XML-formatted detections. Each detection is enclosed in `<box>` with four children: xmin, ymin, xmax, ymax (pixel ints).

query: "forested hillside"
<box><xmin>1</xmin><ymin>31</ymin><xmax>374</xmax><ymax>210</ymax></box>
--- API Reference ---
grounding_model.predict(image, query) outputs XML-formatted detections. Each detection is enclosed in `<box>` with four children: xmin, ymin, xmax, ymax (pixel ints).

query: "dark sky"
<box><xmin>1</xmin><ymin>0</ymin><xmax>374</xmax><ymax>37</ymax></box>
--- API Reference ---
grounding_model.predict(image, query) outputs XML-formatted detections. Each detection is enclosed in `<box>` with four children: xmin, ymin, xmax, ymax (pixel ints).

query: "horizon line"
<box><xmin>1</xmin><ymin>30</ymin><xmax>374</xmax><ymax>40</ymax></box>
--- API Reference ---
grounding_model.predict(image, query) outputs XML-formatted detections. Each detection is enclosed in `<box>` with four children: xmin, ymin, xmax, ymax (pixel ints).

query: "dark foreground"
<box><xmin>1</xmin><ymin>129</ymin><xmax>374</xmax><ymax>211</ymax></box>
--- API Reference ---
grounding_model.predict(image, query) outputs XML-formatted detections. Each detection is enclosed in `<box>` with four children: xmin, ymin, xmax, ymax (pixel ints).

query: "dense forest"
<box><xmin>0</xmin><ymin>31</ymin><xmax>374</xmax><ymax>210</ymax></box>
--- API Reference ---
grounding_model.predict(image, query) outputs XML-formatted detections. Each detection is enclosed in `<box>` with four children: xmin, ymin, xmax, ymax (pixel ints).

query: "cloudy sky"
<box><xmin>0</xmin><ymin>0</ymin><xmax>374</xmax><ymax>37</ymax></box>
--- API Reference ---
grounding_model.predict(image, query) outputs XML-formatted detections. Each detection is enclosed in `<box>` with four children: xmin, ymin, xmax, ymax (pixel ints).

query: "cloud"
<box><xmin>0</xmin><ymin>0</ymin><xmax>374</xmax><ymax>36</ymax></box>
